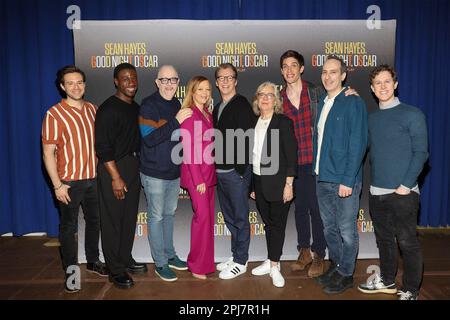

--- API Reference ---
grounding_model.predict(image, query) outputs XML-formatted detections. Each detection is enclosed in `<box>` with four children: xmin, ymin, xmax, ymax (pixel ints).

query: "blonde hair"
<box><xmin>181</xmin><ymin>76</ymin><xmax>212</xmax><ymax>110</ymax></box>
<box><xmin>252</xmin><ymin>81</ymin><xmax>283</xmax><ymax>116</ymax></box>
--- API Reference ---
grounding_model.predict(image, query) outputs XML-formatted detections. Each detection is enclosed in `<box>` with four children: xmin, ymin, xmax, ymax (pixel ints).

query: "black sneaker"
<box><xmin>323</xmin><ymin>273</ymin><xmax>353</xmax><ymax>295</ymax></box>
<box><xmin>315</xmin><ymin>262</ymin><xmax>337</xmax><ymax>286</ymax></box>
<box><xmin>86</xmin><ymin>261</ymin><xmax>109</xmax><ymax>277</ymax></box>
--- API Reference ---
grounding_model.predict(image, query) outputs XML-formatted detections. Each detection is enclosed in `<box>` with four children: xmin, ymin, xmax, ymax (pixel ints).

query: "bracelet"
<box><xmin>54</xmin><ymin>182</ymin><xmax>63</xmax><ymax>190</ymax></box>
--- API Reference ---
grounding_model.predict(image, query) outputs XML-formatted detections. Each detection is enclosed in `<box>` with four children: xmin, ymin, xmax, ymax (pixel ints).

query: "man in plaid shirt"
<box><xmin>280</xmin><ymin>50</ymin><xmax>356</xmax><ymax>278</ymax></box>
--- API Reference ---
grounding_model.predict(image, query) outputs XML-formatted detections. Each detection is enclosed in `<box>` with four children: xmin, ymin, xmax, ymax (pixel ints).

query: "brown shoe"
<box><xmin>291</xmin><ymin>247</ymin><xmax>313</xmax><ymax>271</ymax></box>
<box><xmin>308</xmin><ymin>252</ymin><xmax>325</xmax><ymax>278</ymax></box>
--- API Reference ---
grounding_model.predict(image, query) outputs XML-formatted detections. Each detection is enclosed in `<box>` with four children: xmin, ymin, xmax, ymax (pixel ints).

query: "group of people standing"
<box><xmin>42</xmin><ymin>49</ymin><xmax>428</xmax><ymax>300</ymax></box>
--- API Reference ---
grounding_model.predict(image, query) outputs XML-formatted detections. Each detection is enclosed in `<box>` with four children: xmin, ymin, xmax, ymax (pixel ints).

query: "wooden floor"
<box><xmin>1</xmin><ymin>229</ymin><xmax>449</xmax><ymax>301</ymax></box>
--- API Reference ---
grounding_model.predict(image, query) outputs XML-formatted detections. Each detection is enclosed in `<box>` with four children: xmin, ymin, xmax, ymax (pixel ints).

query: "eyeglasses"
<box><xmin>158</xmin><ymin>77</ymin><xmax>179</xmax><ymax>84</ymax></box>
<box><xmin>216</xmin><ymin>75</ymin><xmax>235</xmax><ymax>82</ymax></box>
<box><xmin>257</xmin><ymin>93</ymin><xmax>275</xmax><ymax>100</ymax></box>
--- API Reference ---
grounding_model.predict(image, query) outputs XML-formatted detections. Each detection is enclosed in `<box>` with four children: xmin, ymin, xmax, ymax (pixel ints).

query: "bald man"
<box><xmin>139</xmin><ymin>65</ymin><xmax>192</xmax><ymax>282</ymax></box>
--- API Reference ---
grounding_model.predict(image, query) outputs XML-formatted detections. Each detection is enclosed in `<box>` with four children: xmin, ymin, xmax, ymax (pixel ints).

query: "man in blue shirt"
<box><xmin>313</xmin><ymin>55</ymin><xmax>368</xmax><ymax>295</ymax></box>
<box><xmin>358</xmin><ymin>65</ymin><xmax>428</xmax><ymax>300</ymax></box>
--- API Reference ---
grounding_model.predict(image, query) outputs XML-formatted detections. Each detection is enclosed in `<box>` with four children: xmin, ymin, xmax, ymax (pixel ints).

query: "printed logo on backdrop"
<box><xmin>133</xmin><ymin>188</ymin><xmax>196</xmax><ymax>239</ymax></box>
<box><xmin>202</xmin><ymin>42</ymin><xmax>269</xmax><ymax>72</ymax></box>
<box><xmin>179</xmin><ymin>188</ymin><xmax>190</xmax><ymax>200</ymax></box>
<box><xmin>215</xmin><ymin>210</ymin><xmax>265</xmax><ymax>239</ymax></box>
<box><xmin>135</xmin><ymin>212</ymin><xmax>148</xmax><ymax>238</ymax></box>
<box><xmin>134</xmin><ymin>210</ymin><xmax>265</xmax><ymax>240</ymax></box>
<box><xmin>90</xmin><ymin>42</ymin><xmax>159</xmax><ymax>69</ymax></box>
<box><xmin>358</xmin><ymin>209</ymin><xmax>374</xmax><ymax>233</ymax></box>
<box><xmin>311</xmin><ymin>42</ymin><xmax>378</xmax><ymax>72</ymax></box>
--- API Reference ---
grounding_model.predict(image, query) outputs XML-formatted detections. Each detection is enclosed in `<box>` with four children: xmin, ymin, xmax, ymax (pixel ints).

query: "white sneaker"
<box><xmin>358</xmin><ymin>273</ymin><xmax>397</xmax><ymax>294</ymax></box>
<box><xmin>219</xmin><ymin>262</ymin><xmax>247</xmax><ymax>280</ymax></box>
<box><xmin>216</xmin><ymin>257</ymin><xmax>234</xmax><ymax>271</ymax></box>
<box><xmin>251</xmin><ymin>259</ymin><xmax>271</xmax><ymax>276</ymax></box>
<box><xmin>397</xmin><ymin>290</ymin><xmax>418</xmax><ymax>300</ymax></box>
<box><xmin>270</xmin><ymin>264</ymin><xmax>285</xmax><ymax>288</ymax></box>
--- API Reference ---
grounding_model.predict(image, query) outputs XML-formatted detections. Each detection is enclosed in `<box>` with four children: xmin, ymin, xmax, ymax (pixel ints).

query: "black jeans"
<box><xmin>253</xmin><ymin>174</ymin><xmax>290</xmax><ymax>262</ymax></box>
<box><xmin>369</xmin><ymin>192</ymin><xmax>423</xmax><ymax>293</ymax></box>
<box><xmin>58</xmin><ymin>178</ymin><xmax>100</xmax><ymax>270</ymax></box>
<box><xmin>294</xmin><ymin>164</ymin><xmax>326</xmax><ymax>257</ymax></box>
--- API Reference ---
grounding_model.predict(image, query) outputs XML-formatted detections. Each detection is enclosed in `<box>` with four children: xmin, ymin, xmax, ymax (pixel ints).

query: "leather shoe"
<box><xmin>127</xmin><ymin>261</ymin><xmax>148</xmax><ymax>274</ymax></box>
<box><xmin>86</xmin><ymin>261</ymin><xmax>109</xmax><ymax>277</ymax></box>
<box><xmin>109</xmin><ymin>272</ymin><xmax>134</xmax><ymax>289</ymax></box>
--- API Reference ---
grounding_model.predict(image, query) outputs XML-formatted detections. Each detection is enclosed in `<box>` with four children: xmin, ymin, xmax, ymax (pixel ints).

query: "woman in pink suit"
<box><xmin>180</xmin><ymin>76</ymin><xmax>217</xmax><ymax>279</ymax></box>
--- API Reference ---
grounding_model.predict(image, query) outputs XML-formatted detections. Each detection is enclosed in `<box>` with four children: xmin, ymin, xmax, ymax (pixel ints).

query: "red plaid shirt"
<box><xmin>281</xmin><ymin>80</ymin><xmax>313</xmax><ymax>165</ymax></box>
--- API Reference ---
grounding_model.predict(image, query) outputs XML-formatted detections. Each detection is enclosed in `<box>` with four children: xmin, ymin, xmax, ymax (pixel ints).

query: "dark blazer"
<box><xmin>253</xmin><ymin>113</ymin><xmax>298</xmax><ymax>202</ymax></box>
<box><xmin>213</xmin><ymin>94</ymin><xmax>257</xmax><ymax>175</ymax></box>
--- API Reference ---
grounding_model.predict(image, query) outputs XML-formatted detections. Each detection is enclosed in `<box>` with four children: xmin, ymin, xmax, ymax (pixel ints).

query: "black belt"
<box><xmin>129</xmin><ymin>151</ymin><xmax>140</xmax><ymax>157</ymax></box>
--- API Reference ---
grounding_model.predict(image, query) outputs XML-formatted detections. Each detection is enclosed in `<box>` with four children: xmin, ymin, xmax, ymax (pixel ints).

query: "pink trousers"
<box><xmin>186</xmin><ymin>185</ymin><xmax>215</xmax><ymax>275</ymax></box>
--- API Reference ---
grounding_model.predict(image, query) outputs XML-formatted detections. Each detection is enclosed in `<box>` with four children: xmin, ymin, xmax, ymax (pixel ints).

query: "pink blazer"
<box><xmin>180</xmin><ymin>106</ymin><xmax>217</xmax><ymax>189</ymax></box>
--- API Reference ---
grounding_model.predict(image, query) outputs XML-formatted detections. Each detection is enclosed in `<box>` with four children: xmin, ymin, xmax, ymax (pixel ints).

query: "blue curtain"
<box><xmin>1</xmin><ymin>0</ymin><xmax>448</xmax><ymax>236</ymax></box>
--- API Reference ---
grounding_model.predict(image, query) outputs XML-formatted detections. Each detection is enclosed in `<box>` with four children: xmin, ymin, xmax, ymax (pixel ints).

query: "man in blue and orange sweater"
<box><xmin>139</xmin><ymin>65</ymin><xmax>192</xmax><ymax>282</ymax></box>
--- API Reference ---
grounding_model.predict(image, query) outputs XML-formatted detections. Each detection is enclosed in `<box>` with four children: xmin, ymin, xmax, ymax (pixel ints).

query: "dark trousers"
<box><xmin>58</xmin><ymin>178</ymin><xmax>100</xmax><ymax>270</ymax></box>
<box><xmin>369</xmin><ymin>192</ymin><xmax>423</xmax><ymax>294</ymax></box>
<box><xmin>294</xmin><ymin>164</ymin><xmax>326</xmax><ymax>257</ymax></box>
<box><xmin>216</xmin><ymin>168</ymin><xmax>252</xmax><ymax>265</ymax></box>
<box><xmin>97</xmin><ymin>155</ymin><xmax>140</xmax><ymax>275</ymax></box>
<box><xmin>253</xmin><ymin>174</ymin><xmax>290</xmax><ymax>262</ymax></box>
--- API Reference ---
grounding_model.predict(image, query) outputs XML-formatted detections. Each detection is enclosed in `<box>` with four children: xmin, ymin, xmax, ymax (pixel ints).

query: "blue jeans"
<box><xmin>316</xmin><ymin>181</ymin><xmax>362</xmax><ymax>276</ymax></box>
<box><xmin>216</xmin><ymin>167</ymin><xmax>251</xmax><ymax>265</ymax></box>
<box><xmin>141</xmin><ymin>174</ymin><xmax>180</xmax><ymax>268</ymax></box>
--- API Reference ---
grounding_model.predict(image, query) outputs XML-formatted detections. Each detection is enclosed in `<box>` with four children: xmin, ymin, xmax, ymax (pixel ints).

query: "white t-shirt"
<box><xmin>252</xmin><ymin>116</ymin><xmax>272</xmax><ymax>175</ymax></box>
<box><xmin>315</xmin><ymin>88</ymin><xmax>345</xmax><ymax>175</ymax></box>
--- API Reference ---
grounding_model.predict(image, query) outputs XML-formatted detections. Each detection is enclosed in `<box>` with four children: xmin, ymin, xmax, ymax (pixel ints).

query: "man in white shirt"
<box><xmin>313</xmin><ymin>55</ymin><xmax>368</xmax><ymax>295</ymax></box>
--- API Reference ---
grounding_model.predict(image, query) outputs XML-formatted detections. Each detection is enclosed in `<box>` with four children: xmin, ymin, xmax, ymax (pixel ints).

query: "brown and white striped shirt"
<box><xmin>42</xmin><ymin>99</ymin><xmax>97</xmax><ymax>181</ymax></box>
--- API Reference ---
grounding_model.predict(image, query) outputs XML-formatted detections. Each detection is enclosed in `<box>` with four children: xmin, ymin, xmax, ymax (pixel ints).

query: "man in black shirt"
<box><xmin>95</xmin><ymin>63</ymin><xmax>147</xmax><ymax>289</ymax></box>
<box><xmin>213</xmin><ymin>63</ymin><xmax>257</xmax><ymax>280</ymax></box>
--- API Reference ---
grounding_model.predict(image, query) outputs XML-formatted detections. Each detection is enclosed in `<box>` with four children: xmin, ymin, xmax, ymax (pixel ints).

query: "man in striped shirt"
<box><xmin>42</xmin><ymin>66</ymin><xmax>108</xmax><ymax>293</ymax></box>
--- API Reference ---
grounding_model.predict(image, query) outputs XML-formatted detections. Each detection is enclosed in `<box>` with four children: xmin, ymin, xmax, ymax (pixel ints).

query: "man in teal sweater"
<box><xmin>358</xmin><ymin>65</ymin><xmax>428</xmax><ymax>300</ymax></box>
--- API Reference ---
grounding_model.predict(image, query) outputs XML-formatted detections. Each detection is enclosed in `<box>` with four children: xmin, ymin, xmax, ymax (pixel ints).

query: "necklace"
<box><xmin>260</xmin><ymin>116</ymin><xmax>271</xmax><ymax>125</ymax></box>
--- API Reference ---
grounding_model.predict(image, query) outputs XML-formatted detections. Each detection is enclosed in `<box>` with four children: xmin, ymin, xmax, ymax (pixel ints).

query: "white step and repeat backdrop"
<box><xmin>74</xmin><ymin>19</ymin><xmax>396</xmax><ymax>263</ymax></box>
